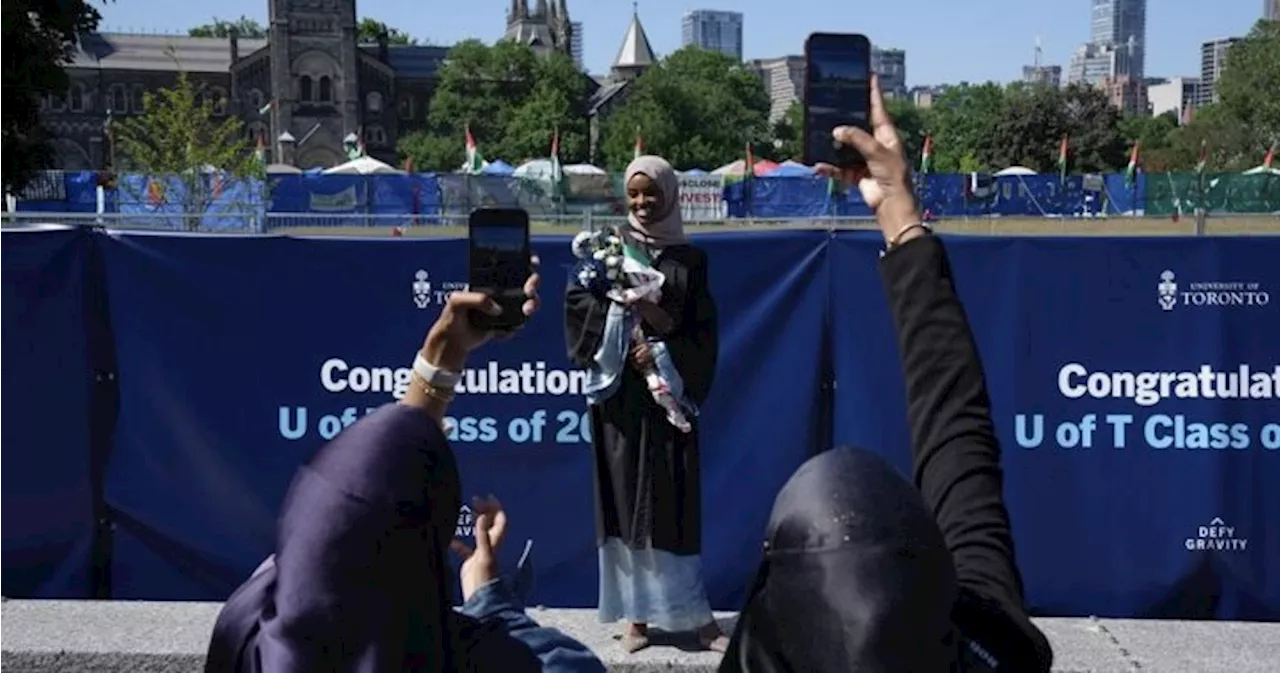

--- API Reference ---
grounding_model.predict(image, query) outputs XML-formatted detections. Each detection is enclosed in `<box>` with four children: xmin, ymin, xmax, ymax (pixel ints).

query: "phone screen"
<box><xmin>468</xmin><ymin>209</ymin><xmax>530</xmax><ymax>329</ymax></box>
<box><xmin>804</xmin><ymin>33</ymin><xmax>871</xmax><ymax>168</ymax></box>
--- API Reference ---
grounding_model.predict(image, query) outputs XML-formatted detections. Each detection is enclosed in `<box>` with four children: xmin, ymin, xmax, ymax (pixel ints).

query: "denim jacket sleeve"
<box><xmin>457</xmin><ymin>578</ymin><xmax>607</xmax><ymax>673</ymax></box>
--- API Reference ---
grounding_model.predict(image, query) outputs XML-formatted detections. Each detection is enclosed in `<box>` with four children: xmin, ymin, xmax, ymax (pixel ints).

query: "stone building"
<box><xmin>42</xmin><ymin>0</ymin><xmax>466</xmax><ymax>170</ymax></box>
<box><xmin>504</xmin><ymin>0</ymin><xmax>574</xmax><ymax>59</ymax></box>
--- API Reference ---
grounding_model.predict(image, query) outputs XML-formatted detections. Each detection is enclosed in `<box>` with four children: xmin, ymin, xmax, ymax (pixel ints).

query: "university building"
<box><xmin>41</xmin><ymin>0</ymin><xmax>589</xmax><ymax>171</ymax></box>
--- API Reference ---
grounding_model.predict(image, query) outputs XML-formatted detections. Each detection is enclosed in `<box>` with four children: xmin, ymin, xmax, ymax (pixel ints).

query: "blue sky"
<box><xmin>99</xmin><ymin>0</ymin><xmax>1265</xmax><ymax>85</ymax></box>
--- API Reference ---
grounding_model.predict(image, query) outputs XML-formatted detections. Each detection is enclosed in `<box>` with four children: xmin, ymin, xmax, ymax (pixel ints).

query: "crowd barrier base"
<box><xmin>3</xmin><ymin>600</ymin><xmax>1279</xmax><ymax>673</ymax></box>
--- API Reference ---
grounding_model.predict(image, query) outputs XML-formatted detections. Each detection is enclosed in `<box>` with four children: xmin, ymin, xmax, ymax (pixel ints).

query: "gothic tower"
<box><xmin>505</xmin><ymin>0</ymin><xmax>572</xmax><ymax>58</ymax></box>
<box><xmin>267</xmin><ymin>0</ymin><xmax>362</xmax><ymax>168</ymax></box>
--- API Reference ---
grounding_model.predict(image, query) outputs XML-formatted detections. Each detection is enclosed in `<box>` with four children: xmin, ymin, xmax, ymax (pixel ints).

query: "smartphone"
<box><xmin>803</xmin><ymin>32</ymin><xmax>872</xmax><ymax>169</ymax></box>
<box><xmin>468</xmin><ymin>208</ymin><xmax>531</xmax><ymax>331</ymax></box>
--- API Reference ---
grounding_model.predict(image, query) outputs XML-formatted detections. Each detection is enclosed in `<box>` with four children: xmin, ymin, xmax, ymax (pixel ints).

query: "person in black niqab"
<box><xmin>720</xmin><ymin>75</ymin><xmax>1053</xmax><ymax>673</ymax></box>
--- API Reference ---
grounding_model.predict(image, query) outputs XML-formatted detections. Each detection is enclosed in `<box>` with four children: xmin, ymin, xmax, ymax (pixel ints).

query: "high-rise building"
<box><xmin>1090</xmin><ymin>0</ymin><xmax>1146</xmax><ymax>80</ymax></box>
<box><xmin>871</xmin><ymin>47</ymin><xmax>907</xmax><ymax>98</ymax></box>
<box><xmin>1198</xmin><ymin>37</ymin><xmax>1240</xmax><ymax>106</ymax></box>
<box><xmin>681</xmin><ymin>10</ymin><xmax>744</xmax><ymax>61</ymax></box>
<box><xmin>1267</xmin><ymin>0</ymin><xmax>1279</xmax><ymax>21</ymax></box>
<box><xmin>571</xmin><ymin>21</ymin><xmax>584</xmax><ymax>70</ymax></box>
<box><xmin>747</xmin><ymin>56</ymin><xmax>805</xmax><ymax>123</ymax></box>
<box><xmin>1022</xmin><ymin>65</ymin><xmax>1062</xmax><ymax>88</ymax></box>
<box><xmin>1147</xmin><ymin>77</ymin><xmax>1201</xmax><ymax>122</ymax></box>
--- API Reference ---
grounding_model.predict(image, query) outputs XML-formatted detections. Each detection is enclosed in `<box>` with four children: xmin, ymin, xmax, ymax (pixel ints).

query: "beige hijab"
<box><xmin>624</xmin><ymin>155</ymin><xmax>688</xmax><ymax>248</ymax></box>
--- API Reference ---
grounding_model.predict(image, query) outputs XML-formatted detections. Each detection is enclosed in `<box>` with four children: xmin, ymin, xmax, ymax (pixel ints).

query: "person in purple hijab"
<box><xmin>205</xmin><ymin>259</ymin><xmax>605</xmax><ymax>673</ymax></box>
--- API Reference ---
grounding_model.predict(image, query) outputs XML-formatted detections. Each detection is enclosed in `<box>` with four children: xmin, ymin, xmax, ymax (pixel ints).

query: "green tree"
<box><xmin>2</xmin><ymin>0</ymin><xmax>105</xmax><ymax>193</ymax></box>
<box><xmin>1214</xmin><ymin>19</ymin><xmax>1280</xmax><ymax>163</ymax></box>
<box><xmin>926</xmin><ymin>83</ymin><xmax>1006</xmax><ymax>172</ymax></box>
<box><xmin>764</xmin><ymin>101</ymin><xmax>803</xmax><ymax>162</ymax></box>
<box><xmin>986</xmin><ymin>85</ymin><xmax>1069</xmax><ymax>171</ymax></box>
<box><xmin>1117</xmin><ymin>110</ymin><xmax>1179</xmax><ymax>170</ymax></box>
<box><xmin>600</xmin><ymin>46</ymin><xmax>771</xmax><ymax>171</ymax></box>
<box><xmin>884</xmin><ymin>98</ymin><xmax>932</xmax><ymax>169</ymax></box>
<box><xmin>1167</xmin><ymin>104</ymin><xmax>1256</xmax><ymax>172</ymax></box>
<box><xmin>1058</xmin><ymin>84</ymin><xmax>1127</xmax><ymax>173</ymax></box>
<box><xmin>112</xmin><ymin>70</ymin><xmax>264</xmax><ymax>229</ymax></box>
<box><xmin>188</xmin><ymin>16</ymin><xmax>266</xmax><ymax>38</ymax></box>
<box><xmin>398</xmin><ymin>40</ymin><xmax>587</xmax><ymax>171</ymax></box>
<box><xmin>357</xmin><ymin>18</ymin><xmax>417</xmax><ymax>45</ymax></box>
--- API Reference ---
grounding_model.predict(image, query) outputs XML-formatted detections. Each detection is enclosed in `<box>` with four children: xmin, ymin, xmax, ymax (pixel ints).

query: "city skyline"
<box><xmin>98</xmin><ymin>0</ymin><xmax>1263</xmax><ymax>86</ymax></box>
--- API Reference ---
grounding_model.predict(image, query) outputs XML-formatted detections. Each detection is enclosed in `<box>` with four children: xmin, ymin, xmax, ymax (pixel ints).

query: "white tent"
<box><xmin>1241</xmin><ymin>165</ymin><xmax>1280</xmax><ymax>176</ymax></box>
<box><xmin>565</xmin><ymin>163</ymin><xmax>607</xmax><ymax>175</ymax></box>
<box><xmin>266</xmin><ymin>163</ymin><xmax>303</xmax><ymax>174</ymax></box>
<box><xmin>513</xmin><ymin>159</ymin><xmax>605</xmax><ymax>179</ymax></box>
<box><xmin>994</xmin><ymin>166</ymin><xmax>1038</xmax><ymax>176</ymax></box>
<box><xmin>322</xmin><ymin>155</ymin><xmax>404</xmax><ymax>175</ymax></box>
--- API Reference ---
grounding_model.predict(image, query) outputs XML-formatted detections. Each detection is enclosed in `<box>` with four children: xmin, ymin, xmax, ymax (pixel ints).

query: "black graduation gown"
<box><xmin>564</xmin><ymin>244</ymin><xmax>718</xmax><ymax>556</ymax></box>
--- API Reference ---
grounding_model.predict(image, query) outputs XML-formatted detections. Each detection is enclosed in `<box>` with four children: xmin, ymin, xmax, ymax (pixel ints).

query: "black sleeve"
<box><xmin>565</xmin><ymin>283</ymin><xmax>608</xmax><ymax>368</ymax></box>
<box><xmin>877</xmin><ymin>235</ymin><xmax>1052</xmax><ymax>673</ymax></box>
<box><xmin>659</xmin><ymin>248</ymin><xmax>718</xmax><ymax>406</ymax></box>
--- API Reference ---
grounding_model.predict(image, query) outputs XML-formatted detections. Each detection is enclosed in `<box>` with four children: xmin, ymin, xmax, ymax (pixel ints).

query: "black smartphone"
<box><xmin>803</xmin><ymin>32</ymin><xmax>872</xmax><ymax>170</ymax></box>
<box><xmin>468</xmin><ymin>208</ymin><xmax>531</xmax><ymax>331</ymax></box>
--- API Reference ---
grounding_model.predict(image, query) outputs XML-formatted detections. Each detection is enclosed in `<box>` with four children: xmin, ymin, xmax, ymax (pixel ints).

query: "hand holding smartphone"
<box><xmin>468</xmin><ymin>208</ymin><xmax>532</xmax><ymax>332</ymax></box>
<box><xmin>803</xmin><ymin>33</ymin><xmax>873</xmax><ymax>171</ymax></box>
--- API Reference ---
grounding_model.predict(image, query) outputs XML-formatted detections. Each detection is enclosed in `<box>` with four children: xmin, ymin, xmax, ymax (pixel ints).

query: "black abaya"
<box><xmin>564</xmin><ymin>244</ymin><xmax>718</xmax><ymax>556</ymax></box>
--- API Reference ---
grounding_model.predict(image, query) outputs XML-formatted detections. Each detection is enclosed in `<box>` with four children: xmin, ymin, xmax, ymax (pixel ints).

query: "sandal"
<box><xmin>619</xmin><ymin>632</ymin><xmax>651</xmax><ymax>653</ymax></box>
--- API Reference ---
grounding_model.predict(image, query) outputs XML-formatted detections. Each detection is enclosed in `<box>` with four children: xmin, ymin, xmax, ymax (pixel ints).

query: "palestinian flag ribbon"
<box><xmin>463</xmin><ymin>125</ymin><xmax>485</xmax><ymax>174</ymax></box>
<box><xmin>919</xmin><ymin>133</ymin><xmax>932</xmax><ymax>175</ymax></box>
<box><xmin>634</xmin><ymin>127</ymin><xmax>644</xmax><ymax>159</ymax></box>
<box><xmin>1195</xmin><ymin>140</ymin><xmax>1208</xmax><ymax>175</ymax></box>
<box><xmin>1057</xmin><ymin>136</ymin><xmax>1068</xmax><ymax>183</ymax></box>
<box><xmin>1124</xmin><ymin>140</ymin><xmax>1140</xmax><ymax>187</ymax></box>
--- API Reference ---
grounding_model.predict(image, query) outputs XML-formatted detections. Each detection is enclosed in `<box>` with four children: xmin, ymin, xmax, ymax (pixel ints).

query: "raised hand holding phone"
<box><xmin>468</xmin><ymin>208</ymin><xmax>533</xmax><ymax>332</ymax></box>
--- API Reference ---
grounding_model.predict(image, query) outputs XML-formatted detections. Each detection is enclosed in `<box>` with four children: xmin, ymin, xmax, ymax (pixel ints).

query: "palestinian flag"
<box><xmin>550</xmin><ymin>129</ymin><xmax>564</xmax><ymax>196</ymax></box>
<box><xmin>745</xmin><ymin>141</ymin><xmax>755</xmax><ymax>178</ymax></box>
<box><xmin>258</xmin><ymin>99</ymin><xmax>276</xmax><ymax>116</ymax></box>
<box><xmin>463</xmin><ymin>125</ymin><xmax>485</xmax><ymax>174</ymax></box>
<box><xmin>1057</xmin><ymin>136</ymin><xmax>1068</xmax><ymax>184</ymax></box>
<box><xmin>1265</xmin><ymin>143</ymin><xmax>1275</xmax><ymax>169</ymax></box>
<box><xmin>634</xmin><ymin>127</ymin><xmax>644</xmax><ymax>159</ymax></box>
<box><xmin>919</xmin><ymin>133</ymin><xmax>932</xmax><ymax>175</ymax></box>
<box><xmin>1124</xmin><ymin>140</ymin><xmax>1140</xmax><ymax>188</ymax></box>
<box><xmin>1195</xmin><ymin>140</ymin><xmax>1208</xmax><ymax>175</ymax></box>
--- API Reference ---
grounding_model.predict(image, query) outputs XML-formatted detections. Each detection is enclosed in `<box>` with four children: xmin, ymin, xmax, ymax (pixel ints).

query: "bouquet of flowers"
<box><xmin>571</xmin><ymin>227</ymin><xmax>692</xmax><ymax>432</ymax></box>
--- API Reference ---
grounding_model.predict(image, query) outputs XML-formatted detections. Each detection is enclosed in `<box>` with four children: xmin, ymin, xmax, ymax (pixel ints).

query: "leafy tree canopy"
<box><xmin>2</xmin><ymin>0</ymin><xmax>105</xmax><ymax>193</ymax></box>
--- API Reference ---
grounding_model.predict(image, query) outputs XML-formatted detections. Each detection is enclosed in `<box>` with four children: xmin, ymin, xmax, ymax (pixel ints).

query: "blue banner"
<box><xmin>88</xmin><ymin>230</ymin><xmax>827</xmax><ymax>606</ymax></box>
<box><xmin>1</xmin><ymin>227</ymin><xmax>101</xmax><ymax>597</ymax></box>
<box><xmin>830</xmin><ymin>234</ymin><xmax>1280</xmax><ymax>620</ymax></box>
<box><xmin>3</xmin><ymin>228</ymin><xmax>1277</xmax><ymax>620</ymax></box>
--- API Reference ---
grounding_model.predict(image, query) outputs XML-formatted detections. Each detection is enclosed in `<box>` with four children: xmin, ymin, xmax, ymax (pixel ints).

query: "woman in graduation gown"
<box><xmin>564</xmin><ymin>155</ymin><xmax>727</xmax><ymax>654</ymax></box>
<box><xmin>205</xmin><ymin>269</ymin><xmax>608</xmax><ymax>673</ymax></box>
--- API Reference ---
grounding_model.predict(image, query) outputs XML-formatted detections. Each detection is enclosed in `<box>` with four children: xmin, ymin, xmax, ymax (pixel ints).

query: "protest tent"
<box><xmin>322</xmin><ymin>156</ymin><xmax>404</xmax><ymax>175</ymax></box>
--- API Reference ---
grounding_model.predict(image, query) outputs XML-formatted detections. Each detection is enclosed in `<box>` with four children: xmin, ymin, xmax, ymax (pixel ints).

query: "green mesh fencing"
<box><xmin>1144</xmin><ymin>173</ymin><xmax>1280</xmax><ymax>215</ymax></box>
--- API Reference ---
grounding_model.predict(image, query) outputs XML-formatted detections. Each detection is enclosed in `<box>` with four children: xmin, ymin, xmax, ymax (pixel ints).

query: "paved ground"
<box><xmin>271</xmin><ymin>215</ymin><xmax>1280</xmax><ymax>239</ymax></box>
<box><xmin>3</xmin><ymin>600</ymin><xmax>1278</xmax><ymax>672</ymax></box>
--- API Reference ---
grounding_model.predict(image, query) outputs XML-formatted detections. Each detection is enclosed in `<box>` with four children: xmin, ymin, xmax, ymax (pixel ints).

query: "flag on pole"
<box><xmin>919</xmin><ymin>133</ymin><xmax>933</xmax><ymax>175</ymax></box>
<box><xmin>347</xmin><ymin>127</ymin><xmax>365</xmax><ymax>161</ymax></box>
<box><xmin>1057</xmin><ymin>136</ymin><xmax>1068</xmax><ymax>184</ymax></box>
<box><xmin>258</xmin><ymin>99</ymin><xmax>275</xmax><ymax>116</ymax></box>
<box><xmin>1195</xmin><ymin>140</ymin><xmax>1208</xmax><ymax>175</ymax></box>
<box><xmin>1124</xmin><ymin>140</ymin><xmax>1141</xmax><ymax>188</ymax></box>
<box><xmin>745</xmin><ymin>142</ymin><xmax>755</xmax><ymax>178</ymax></box>
<box><xmin>254</xmin><ymin>130</ymin><xmax>266</xmax><ymax>165</ymax></box>
<box><xmin>1264</xmin><ymin>143</ymin><xmax>1275</xmax><ymax>169</ymax></box>
<box><xmin>634</xmin><ymin>127</ymin><xmax>644</xmax><ymax>160</ymax></box>
<box><xmin>550</xmin><ymin>128</ymin><xmax>564</xmax><ymax>196</ymax></box>
<box><xmin>463</xmin><ymin>125</ymin><xmax>485</xmax><ymax>174</ymax></box>
<box><xmin>103</xmin><ymin>111</ymin><xmax>114</xmax><ymax>140</ymax></box>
